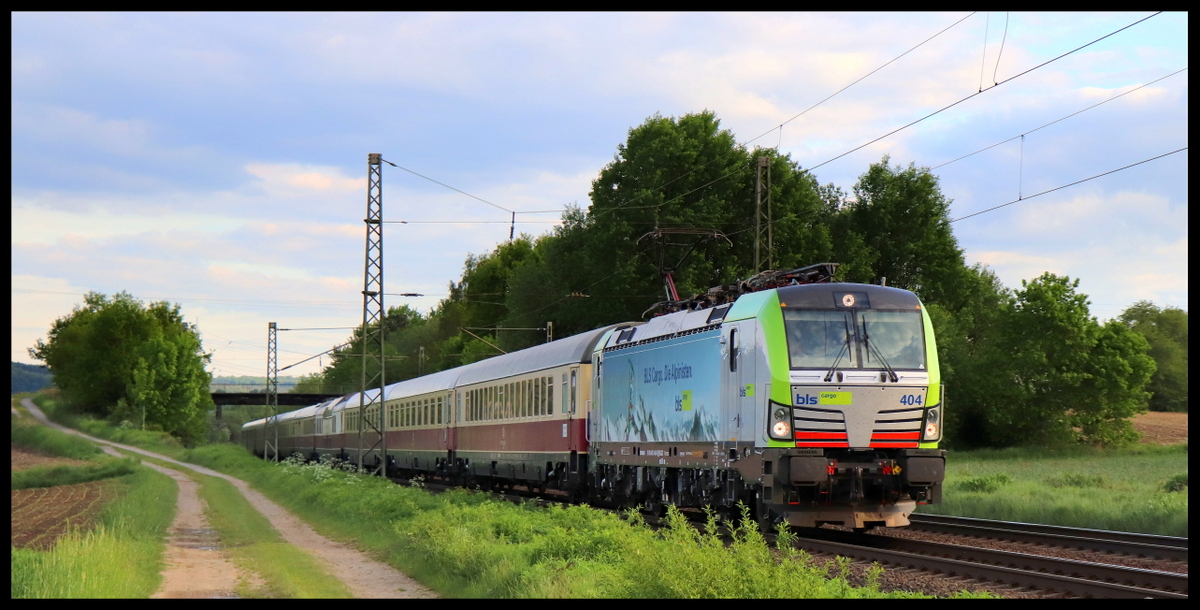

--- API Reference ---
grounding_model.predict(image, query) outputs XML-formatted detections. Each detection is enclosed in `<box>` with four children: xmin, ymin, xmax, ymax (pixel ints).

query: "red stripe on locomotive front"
<box><xmin>870</xmin><ymin>432</ymin><xmax>920</xmax><ymax>440</ymax></box>
<box><xmin>794</xmin><ymin>431</ymin><xmax>849</xmax><ymax>440</ymax></box>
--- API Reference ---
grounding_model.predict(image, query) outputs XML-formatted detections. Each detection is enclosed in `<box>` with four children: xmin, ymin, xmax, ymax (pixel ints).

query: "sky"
<box><xmin>12</xmin><ymin>12</ymin><xmax>1188</xmax><ymax>380</ymax></box>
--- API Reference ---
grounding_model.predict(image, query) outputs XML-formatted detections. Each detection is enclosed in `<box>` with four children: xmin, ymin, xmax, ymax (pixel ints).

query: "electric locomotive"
<box><xmin>590</xmin><ymin>264</ymin><xmax>945</xmax><ymax>529</ymax></box>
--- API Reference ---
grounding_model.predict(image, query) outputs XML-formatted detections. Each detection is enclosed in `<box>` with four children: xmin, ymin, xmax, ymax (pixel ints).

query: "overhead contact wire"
<box><xmin>807</xmin><ymin>11</ymin><xmax>1163</xmax><ymax>173</ymax></box>
<box><xmin>932</xmin><ymin>66</ymin><xmax>1187</xmax><ymax>170</ymax></box>
<box><xmin>949</xmin><ymin>147</ymin><xmax>1187</xmax><ymax>223</ymax></box>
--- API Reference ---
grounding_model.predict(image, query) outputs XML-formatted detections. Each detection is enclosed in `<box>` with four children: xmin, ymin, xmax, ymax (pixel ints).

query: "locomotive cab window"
<box><xmin>783</xmin><ymin>308</ymin><xmax>925</xmax><ymax>371</ymax></box>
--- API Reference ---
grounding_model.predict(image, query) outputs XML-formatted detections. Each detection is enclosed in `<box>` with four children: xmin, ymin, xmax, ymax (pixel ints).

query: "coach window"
<box><xmin>524</xmin><ymin>380</ymin><xmax>531</xmax><ymax>417</ymax></box>
<box><xmin>516</xmin><ymin>381</ymin><xmax>523</xmax><ymax>418</ymax></box>
<box><xmin>535</xmin><ymin>379</ymin><xmax>543</xmax><ymax>416</ymax></box>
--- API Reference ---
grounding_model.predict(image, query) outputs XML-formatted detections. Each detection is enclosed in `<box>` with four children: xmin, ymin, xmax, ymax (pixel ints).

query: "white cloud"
<box><xmin>244</xmin><ymin>163</ymin><xmax>363</xmax><ymax>197</ymax></box>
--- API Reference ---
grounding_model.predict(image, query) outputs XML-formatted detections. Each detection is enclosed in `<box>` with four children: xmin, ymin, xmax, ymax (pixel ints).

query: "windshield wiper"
<box><xmin>823</xmin><ymin>316</ymin><xmax>853</xmax><ymax>382</ymax></box>
<box><xmin>861</xmin><ymin>315</ymin><xmax>898</xmax><ymax>382</ymax></box>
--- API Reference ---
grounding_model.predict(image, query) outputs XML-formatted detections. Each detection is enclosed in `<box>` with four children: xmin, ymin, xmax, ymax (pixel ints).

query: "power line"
<box><xmin>390</xmin><ymin>163</ymin><xmax>511</xmax><ymax>214</ymax></box>
<box><xmin>279</xmin><ymin>341</ymin><xmax>353</xmax><ymax>372</ymax></box>
<box><xmin>11</xmin><ymin>288</ymin><xmax>361</xmax><ymax>312</ymax></box>
<box><xmin>383</xmin><ymin>220</ymin><xmax>562</xmax><ymax>224</ymax></box>
<box><xmin>949</xmin><ymin>147</ymin><xmax>1187</xmax><ymax>223</ymax></box>
<box><xmin>277</xmin><ymin>326</ymin><xmax>357</xmax><ymax>331</ymax></box>
<box><xmin>932</xmin><ymin>67</ymin><xmax>1188</xmax><ymax>170</ymax></box>
<box><xmin>745</xmin><ymin>12</ymin><xmax>978</xmax><ymax>148</ymax></box>
<box><xmin>806</xmin><ymin>11</ymin><xmax>1163</xmax><ymax>173</ymax></box>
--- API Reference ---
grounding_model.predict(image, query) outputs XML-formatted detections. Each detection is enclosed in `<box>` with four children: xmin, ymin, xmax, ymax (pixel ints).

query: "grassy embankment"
<box><xmin>11</xmin><ymin>396</ymin><xmax>176</xmax><ymax>598</ymax></box>
<box><xmin>184</xmin><ymin>445</ymin><xmax>979</xmax><ymax>598</ymax></box>
<box><xmin>917</xmin><ymin>444</ymin><xmax>1188</xmax><ymax>537</ymax></box>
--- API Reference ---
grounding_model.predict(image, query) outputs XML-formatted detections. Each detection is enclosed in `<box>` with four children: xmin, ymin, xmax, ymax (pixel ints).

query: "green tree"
<box><xmin>28</xmin><ymin>292</ymin><xmax>214</xmax><ymax>445</ymax></box>
<box><xmin>960</xmin><ymin>274</ymin><xmax>1153</xmax><ymax>447</ymax></box>
<box><xmin>835</xmin><ymin>157</ymin><xmax>970</xmax><ymax>308</ymax></box>
<box><xmin>924</xmin><ymin>264</ymin><xmax>1010</xmax><ymax>446</ymax></box>
<box><xmin>1119</xmin><ymin>301</ymin><xmax>1188</xmax><ymax>412</ymax></box>
<box><xmin>291</xmin><ymin>372</ymin><xmax>331</xmax><ymax>394</ymax></box>
<box><xmin>503</xmin><ymin>111</ymin><xmax>835</xmax><ymax>341</ymax></box>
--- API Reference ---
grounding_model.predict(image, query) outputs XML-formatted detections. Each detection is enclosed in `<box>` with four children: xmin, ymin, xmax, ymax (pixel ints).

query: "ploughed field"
<box><xmin>10</xmin><ymin>445</ymin><xmax>118</xmax><ymax>550</ymax></box>
<box><xmin>1130</xmin><ymin>411</ymin><xmax>1188</xmax><ymax>445</ymax></box>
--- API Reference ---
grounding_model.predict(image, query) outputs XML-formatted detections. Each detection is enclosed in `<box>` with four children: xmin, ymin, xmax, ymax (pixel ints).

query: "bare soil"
<box><xmin>1130</xmin><ymin>411</ymin><xmax>1188</xmax><ymax>445</ymax></box>
<box><xmin>11</xmin><ymin>479</ymin><xmax>116</xmax><ymax>550</ymax></box>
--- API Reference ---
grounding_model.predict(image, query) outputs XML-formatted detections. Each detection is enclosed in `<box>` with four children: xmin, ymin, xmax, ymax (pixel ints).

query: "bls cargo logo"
<box><xmin>795</xmin><ymin>391</ymin><xmax>852</xmax><ymax>406</ymax></box>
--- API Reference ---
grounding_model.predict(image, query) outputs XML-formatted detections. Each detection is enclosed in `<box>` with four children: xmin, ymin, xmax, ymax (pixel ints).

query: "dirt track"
<box><xmin>16</xmin><ymin>398</ymin><xmax>437</xmax><ymax>599</ymax></box>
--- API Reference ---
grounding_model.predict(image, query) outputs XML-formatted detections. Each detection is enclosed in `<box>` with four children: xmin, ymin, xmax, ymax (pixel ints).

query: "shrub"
<box><xmin>1163</xmin><ymin>473</ymin><xmax>1188</xmax><ymax>493</ymax></box>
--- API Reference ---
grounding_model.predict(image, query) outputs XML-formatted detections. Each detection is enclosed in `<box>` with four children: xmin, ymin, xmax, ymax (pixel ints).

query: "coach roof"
<box><xmin>453</xmin><ymin>322</ymin><xmax>634</xmax><ymax>387</ymax></box>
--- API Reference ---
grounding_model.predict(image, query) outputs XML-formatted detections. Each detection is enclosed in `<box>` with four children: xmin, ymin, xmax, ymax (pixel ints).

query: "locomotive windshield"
<box><xmin>783</xmin><ymin>308</ymin><xmax>925</xmax><ymax>371</ymax></box>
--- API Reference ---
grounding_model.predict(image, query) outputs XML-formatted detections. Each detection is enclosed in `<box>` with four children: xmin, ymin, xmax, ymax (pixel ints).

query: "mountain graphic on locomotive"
<box><xmin>243</xmin><ymin>263</ymin><xmax>945</xmax><ymax>530</ymax></box>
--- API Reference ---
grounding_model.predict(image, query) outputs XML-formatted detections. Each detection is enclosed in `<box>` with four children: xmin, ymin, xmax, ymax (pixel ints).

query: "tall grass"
<box><xmin>179</xmin><ymin>449</ymin><xmax>989</xmax><ymax>598</ymax></box>
<box><xmin>11</xmin><ymin>412</ymin><xmax>101</xmax><ymax>460</ymax></box>
<box><xmin>12</xmin><ymin>458</ymin><xmax>139</xmax><ymax>490</ymax></box>
<box><xmin>919</xmin><ymin>444</ymin><xmax>1188</xmax><ymax>536</ymax></box>
<box><xmin>11</xmin><ymin>467</ymin><xmax>177</xmax><ymax>598</ymax></box>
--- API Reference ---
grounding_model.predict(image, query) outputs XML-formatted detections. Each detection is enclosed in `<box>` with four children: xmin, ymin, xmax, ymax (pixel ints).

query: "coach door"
<box><xmin>563</xmin><ymin>367</ymin><xmax>578</xmax><ymax>449</ymax></box>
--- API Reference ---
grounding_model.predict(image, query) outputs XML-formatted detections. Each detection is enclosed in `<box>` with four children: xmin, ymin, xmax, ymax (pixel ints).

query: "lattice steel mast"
<box><xmin>754</xmin><ymin>155</ymin><xmax>773</xmax><ymax>272</ymax></box>
<box><xmin>266</xmin><ymin>321</ymin><xmax>279</xmax><ymax>462</ymax></box>
<box><xmin>357</xmin><ymin>153</ymin><xmax>387</xmax><ymax>475</ymax></box>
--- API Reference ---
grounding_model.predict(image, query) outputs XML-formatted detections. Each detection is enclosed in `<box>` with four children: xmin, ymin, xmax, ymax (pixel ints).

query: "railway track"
<box><xmin>790</xmin><ymin>520</ymin><xmax>1188</xmax><ymax>599</ymax></box>
<box><xmin>907</xmin><ymin>513</ymin><xmax>1188</xmax><ymax>562</ymax></box>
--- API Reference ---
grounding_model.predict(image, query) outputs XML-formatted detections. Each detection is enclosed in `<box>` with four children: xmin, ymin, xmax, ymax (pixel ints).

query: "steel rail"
<box><xmin>854</xmin><ymin>531</ymin><xmax>1188</xmax><ymax>595</ymax></box>
<box><xmin>791</xmin><ymin>531</ymin><xmax>1188</xmax><ymax>599</ymax></box>
<box><xmin>909</xmin><ymin>514</ymin><xmax>1188</xmax><ymax>562</ymax></box>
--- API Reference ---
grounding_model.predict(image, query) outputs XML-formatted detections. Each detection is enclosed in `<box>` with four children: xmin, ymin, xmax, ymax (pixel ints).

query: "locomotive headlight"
<box><xmin>773</xmin><ymin>420</ymin><xmax>791</xmax><ymax>438</ymax></box>
<box><xmin>922</xmin><ymin>408</ymin><xmax>941</xmax><ymax>441</ymax></box>
<box><xmin>769</xmin><ymin>402</ymin><xmax>792</xmax><ymax>440</ymax></box>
